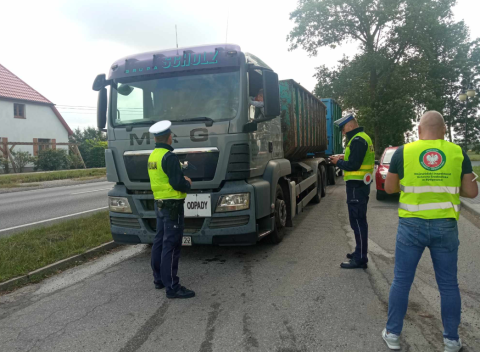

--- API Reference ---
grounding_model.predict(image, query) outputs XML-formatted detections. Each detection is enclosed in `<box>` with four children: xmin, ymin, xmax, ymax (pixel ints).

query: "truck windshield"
<box><xmin>113</xmin><ymin>68</ymin><xmax>240</xmax><ymax>126</ymax></box>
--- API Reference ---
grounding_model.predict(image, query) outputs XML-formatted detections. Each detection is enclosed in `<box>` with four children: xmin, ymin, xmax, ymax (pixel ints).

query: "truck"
<box><xmin>92</xmin><ymin>44</ymin><xmax>336</xmax><ymax>246</ymax></box>
<box><xmin>320</xmin><ymin>98</ymin><xmax>344</xmax><ymax>185</ymax></box>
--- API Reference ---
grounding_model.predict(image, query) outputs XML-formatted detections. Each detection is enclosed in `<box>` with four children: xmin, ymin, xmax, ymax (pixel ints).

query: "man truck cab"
<box><xmin>93</xmin><ymin>44</ymin><xmax>329</xmax><ymax>246</ymax></box>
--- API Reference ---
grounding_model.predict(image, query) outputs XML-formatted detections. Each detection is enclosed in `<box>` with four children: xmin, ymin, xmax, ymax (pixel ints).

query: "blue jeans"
<box><xmin>386</xmin><ymin>217</ymin><xmax>461</xmax><ymax>341</ymax></box>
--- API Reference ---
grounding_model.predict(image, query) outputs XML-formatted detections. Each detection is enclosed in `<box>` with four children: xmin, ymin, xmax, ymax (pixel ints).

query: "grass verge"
<box><xmin>0</xmin><ymin>168</ymin><xmax>106</xmax><ymax>188</ymax></box>
<box><xmin>0</xmin><ymin>211</ymin><xmax>111</xmax><ymax>283</ymax></box>
<box><xmin>473</xmin><ymin>166</ymin><xmax>480</xmax><ymax>176</ymax></box>
<box><xmin>468</xmin><ymin>152</ymin><xmax>480</xmax><ymax>161</ymax></box>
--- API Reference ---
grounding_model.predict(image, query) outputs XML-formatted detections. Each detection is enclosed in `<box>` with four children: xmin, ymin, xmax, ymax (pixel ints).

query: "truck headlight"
<box><xmin>215</xmin><ymin>193</ymin><xmax>250</xmax><ymax>212</ymax></box>
<box><xmin>109</xmin><ymin>197</ymin><xmax>132</xmax><ymax>213</ymax></box>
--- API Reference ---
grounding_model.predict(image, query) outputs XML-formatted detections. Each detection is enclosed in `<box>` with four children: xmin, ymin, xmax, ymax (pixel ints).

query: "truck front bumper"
<box><xmin>109</xmin><ymin>181</ymin><xmax>258</xmax><ymax>245</ymax></box>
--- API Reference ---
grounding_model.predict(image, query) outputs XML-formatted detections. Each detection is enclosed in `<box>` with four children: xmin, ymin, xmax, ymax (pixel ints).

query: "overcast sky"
<box><xmin>1</xmin><ymin>0</ymin><xmax>479</xmax><ymax>131</ymax></box>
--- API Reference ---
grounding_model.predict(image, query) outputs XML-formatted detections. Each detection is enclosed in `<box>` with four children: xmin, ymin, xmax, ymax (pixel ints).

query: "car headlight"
<box><xmin>215</xmin><ymin>193</ymin><xmax>250</xmax><ymax>212</ymax></box>
<box><xmin>381</xmin><ymin>173</ymin><xmax>387</xmax><ymax>180</ymax></box>
<box><xmin>109</xmin><ymin>197</ymin><xmax>132</xmax><ymax>213</ymax></box>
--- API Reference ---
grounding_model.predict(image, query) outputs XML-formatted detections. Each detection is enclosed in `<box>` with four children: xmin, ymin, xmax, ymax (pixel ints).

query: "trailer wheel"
<box><xmin>267</xmin><ymin>184</ymin><xmax>287</xmax><ymax>244</ymax></box>
<box><xmin>311</xmin><ymin>171</ymin><xmax>322</xmax><ymax>204</ymax></box>
<box><xmin>327</xmin><ymin>165</ymin><xmax>336</xmax><ymax>185</ymax></box>
<box><xmin>320</xmin><ymin>165</ymin><xmax>327</xmax><ymax>197</ymax></box>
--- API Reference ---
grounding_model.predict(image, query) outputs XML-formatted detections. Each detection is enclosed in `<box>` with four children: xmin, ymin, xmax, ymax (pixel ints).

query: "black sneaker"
<box><xmin>346</xmin><ymin>252</ymin><xmax>354</xmax><ymax>259</ymax></box>
<box><xmin>154</xmin><ymin>281</ymin><xmax>165</xmax><ymax>289</ymax></box>
<box><xmin>167</xmin><ymin>286</ymin><xmax>195</xmax><ymax>299</ymax></box>
<box><xmin>340</xmin><ymin>258</ymin><xmax>368</xmax><ymax>269</ymax></box>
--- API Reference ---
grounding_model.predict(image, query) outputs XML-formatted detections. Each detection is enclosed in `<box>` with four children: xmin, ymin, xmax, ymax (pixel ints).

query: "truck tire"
<box><xmin>311</xmin><ymin>171</ymin><xmax>322</xmax><ymax>204</ymax></box>
<box><xmin>320</xmin><ymin>165</ymin><xmax>327</xmax><ymax>197</ymax></box>
<box><xmin>327</xmin><ymin>165</ymin><xmax>336</xmax><ymax>185</ymax></box>
<box><xmin>267</xmin><ymin>184</ymin><xmax>287</xmax><ymax>244</ymax></box>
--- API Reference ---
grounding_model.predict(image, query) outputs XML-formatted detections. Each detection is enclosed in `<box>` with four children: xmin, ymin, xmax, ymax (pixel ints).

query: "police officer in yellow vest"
<box><xmin>148</xmin><ymin>120</ymin><xmax>195</xmax><ymax>299</ymax></box>
<box><xmin>329</xmin><ymin>114</ymin><xmax>375</xmax><ymax>269</ymax></box>
<box><xmin>381</xmin><ymin>111</ymin><xmax>478</xmax><ymax>352</ymax></box>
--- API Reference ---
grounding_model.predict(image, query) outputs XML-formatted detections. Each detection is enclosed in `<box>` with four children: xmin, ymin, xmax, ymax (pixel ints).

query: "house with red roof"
<box><xmin>0</xmin><ymin>63</ymin><xmax>73</xmax><ymax>170</ymax></box>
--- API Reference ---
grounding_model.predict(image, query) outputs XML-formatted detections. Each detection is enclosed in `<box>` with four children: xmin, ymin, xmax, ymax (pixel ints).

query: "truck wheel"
<box><xmin>267</xmin><ymin>184</ymin><xmax>287</xmax><ymax>244</ymax></box>
<box><xmin>320</xmin><ymin>165</ymin><xmax>327</xmax><ymax>197</ymax></box>
<box><xmin>376</xmin><ymin>190</ymin><xmax>386</xmax><ymax>201</ymax></box>
<box><xmin>327</xmin><ymin>165</ymin><xmax>336</xmax><ymax>185</ymax></box>
<box><xmin>312</xmin><ymin>171</ymin><xmax>322</xmax><ymax>204</ymax></box>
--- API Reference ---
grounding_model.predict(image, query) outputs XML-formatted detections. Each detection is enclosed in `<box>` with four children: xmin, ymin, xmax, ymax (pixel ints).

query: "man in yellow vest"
<box><xmin>381</xmin><ymin>111</ymin><xmax>478</xmax><ymax>351</ymax></box>
<box><xmin>148</xmin><ymin>120</ymin><xmax>195</xmax><ymax>299</ymax></box>
<box><xmin>330</xmin><ymin>114</ymin><xmax>375</xmax><ymax>269</ymax></box>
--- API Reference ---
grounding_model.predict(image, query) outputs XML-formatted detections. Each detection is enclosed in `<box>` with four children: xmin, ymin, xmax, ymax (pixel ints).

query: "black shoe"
<box><xmin>166</xmin><ymin>286</ymin><xmax>195</xmax><ymax>299</ymax></box>
<box><xmin>346</xmin><ymin>252</ymin><xmax>354</xmax><ymax>259</ymax></box>
<box><xmin>340</xmin><ymin>258</ymin><xmax>368</xmax><ymax>269</ymax></box>
<box><xmin>154</xmin><ymin>282</ymin><xmax>165</xmax><ymax>289</ymax></box>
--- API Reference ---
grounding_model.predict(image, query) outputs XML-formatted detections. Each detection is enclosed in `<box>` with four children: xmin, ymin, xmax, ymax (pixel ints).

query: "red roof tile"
<box><xmin>0</xmin><ymin>63</ymin><xmax>52</xmax><ymax>104</ymax></box>
<box><xmin>0</xmin><ymin>63</ymin><xmax>73</xmax><ymax>135</ymax></box>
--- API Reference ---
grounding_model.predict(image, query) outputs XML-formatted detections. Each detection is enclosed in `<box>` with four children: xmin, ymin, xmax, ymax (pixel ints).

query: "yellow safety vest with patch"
<box><xmin>148</xmin><ymin>148</ymin><xmax>187</xmax><ymax>200</ymax></box>
<box><xmin>399</xmin><ymin>140</ymin><xmax>463</xmax><ymax>220</ymax></box>
<box><xmin>344</xmin><ymin>131</ymin><xmax>375</xmax><ymax>182</ymax></box>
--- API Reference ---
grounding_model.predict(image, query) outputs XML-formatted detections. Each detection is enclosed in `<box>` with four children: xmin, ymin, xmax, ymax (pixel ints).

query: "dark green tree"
<box><xmin>288</xmin><ymin>0</ymin><xmax>472</xmax><ymax>154</ymax></box>
<box><xmin>69</xmin><ymin>127</ymin><xmax>107</xmax><ymax>168</ymax></box>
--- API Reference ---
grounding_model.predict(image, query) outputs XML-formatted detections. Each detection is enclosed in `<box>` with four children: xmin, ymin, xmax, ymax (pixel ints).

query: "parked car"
<box><xmin>375</xmin><ymin>146</ymin><xmax>399</xmax><ymax>200</ymax></box>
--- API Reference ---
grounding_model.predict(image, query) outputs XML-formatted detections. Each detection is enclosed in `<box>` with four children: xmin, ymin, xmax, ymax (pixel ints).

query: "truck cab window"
<box><xmin>248</xmin><ymin>69</ymin><xmax>264</xmax><ymax>120</ymax></box>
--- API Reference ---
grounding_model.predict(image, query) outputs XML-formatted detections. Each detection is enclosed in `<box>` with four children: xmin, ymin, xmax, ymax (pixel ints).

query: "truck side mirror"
<box><xmin>92</xmin><ymin>74</ymin><xmax>106</xmax><ymax>91</ymax></box>
<box><xmin>263</xmin><ymin>71</ymin><xmax>280</xmax><ymax>117</ymax></box>
<box><xmin>97</xmin><ymin>88</ymin><xmax>107</xmax><ymax>130</ymax></box>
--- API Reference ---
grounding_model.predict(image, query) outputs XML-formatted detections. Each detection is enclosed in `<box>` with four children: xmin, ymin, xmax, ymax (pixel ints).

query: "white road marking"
<box><xmin>71</xmin><ymin>188</ymin><xmax>111</xmax><ymax>195</ymax></box>
<box><xmin>0</xmin><ymin>207</ymin><xmax>109</xmax><ymax>233</ymax></box>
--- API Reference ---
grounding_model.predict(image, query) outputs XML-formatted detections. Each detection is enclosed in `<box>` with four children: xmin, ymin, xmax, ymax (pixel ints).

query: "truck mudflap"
<box><xmin>108</xmin><ymin>182</ymin><xmax>259</xmax><ymax>245</ymax></box>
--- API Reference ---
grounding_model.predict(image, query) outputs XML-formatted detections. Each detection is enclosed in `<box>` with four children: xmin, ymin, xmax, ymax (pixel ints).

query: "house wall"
<box><xmin>0</xmin><ymin>99</ymin><xmax>69</xmax><ymax>169</ymax></box>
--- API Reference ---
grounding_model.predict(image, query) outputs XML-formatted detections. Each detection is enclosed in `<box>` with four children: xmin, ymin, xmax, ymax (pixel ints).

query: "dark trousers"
<box><xmin>151</xmin><ymin>203</ymin><xmax>184</xmax><ymax>295</ymax></box>
<box><xmin>346</xmin><ymin>182</ymin><xmax>370</xmax><ymax>262</ymax></box>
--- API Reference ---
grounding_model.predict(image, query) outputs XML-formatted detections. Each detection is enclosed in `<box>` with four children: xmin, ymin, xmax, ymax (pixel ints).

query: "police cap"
<box><xmin>334</xmin><ymin>114</ymin><xmax>355</xmax><ymax>130</ymax></box>
<box><xmin>149</xmin><ymin>120</ymin><xmax>172</xmax><ymax>136</ymax></box>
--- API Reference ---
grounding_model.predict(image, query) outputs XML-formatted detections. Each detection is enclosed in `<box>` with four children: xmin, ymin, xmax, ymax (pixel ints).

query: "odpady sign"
<box><xmin>186</xmin><ymin>201</ymin><xmax>209</xmax><ymax>210</ymax></box>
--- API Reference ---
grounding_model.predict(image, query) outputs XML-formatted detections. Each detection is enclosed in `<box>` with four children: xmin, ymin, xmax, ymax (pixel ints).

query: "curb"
<box><xmin>461</xmin><ymin>199</ymin><xmax>480</xmax><ymax>228</ymax></box>
<box><xmin>0</xmin><ymin>241</ymin><xmax>121</xmax><ymax>292</ymax></box>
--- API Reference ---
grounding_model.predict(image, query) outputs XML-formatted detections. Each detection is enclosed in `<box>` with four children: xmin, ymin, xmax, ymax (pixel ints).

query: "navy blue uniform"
<box><xmin>337</xmin><ymin>127</ymin><xmax>370</xmax><ymax>263</ymax></box>
<box><xmin>151</xmin><ymin>143</ymin><xmax>191</xmax><ymax>295</ymax></box>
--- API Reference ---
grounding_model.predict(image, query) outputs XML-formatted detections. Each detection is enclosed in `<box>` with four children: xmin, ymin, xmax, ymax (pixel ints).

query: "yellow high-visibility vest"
<box><xmin>344</xmin><ymin>131</ymin><xmax>375</xmax><ymax>182</ymax></box>
<box><xmin>148</xmin><ymin>148</ymin><xmax>186</xmax><ymax>200</ymax></box>
<box><xmin>399</xmin><ymin>140</ymin><xmax>463</xmax><ymax>220</ymax></box>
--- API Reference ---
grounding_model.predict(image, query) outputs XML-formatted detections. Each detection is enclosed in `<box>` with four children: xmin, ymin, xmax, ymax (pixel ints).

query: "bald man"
<box><xmin>381</xmin><ymin>111</ymin><xmax>478</xmax><ymax>351</ymax></box>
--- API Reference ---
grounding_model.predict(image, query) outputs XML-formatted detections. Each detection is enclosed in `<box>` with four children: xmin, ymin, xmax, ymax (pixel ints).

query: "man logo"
<box><xmin>190</xmin><ymin>128</ymin><xmax>208</xmax><ymax>142</ymax></box>
<box><xmin>420</xmin><ymin>149</ymin><xmax>446</xmax><ymax>171</ymax></box>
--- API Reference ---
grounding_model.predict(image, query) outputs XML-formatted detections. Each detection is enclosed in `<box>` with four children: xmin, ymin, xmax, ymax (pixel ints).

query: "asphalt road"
<box><xmin>1</xmin><ymin>180</ymin><xmax>479</xmax><ymax>352</ymax></box>
<box><xmin>0</xmin><ymin>181</ymin><xmax>112</xmax><ymax>237</ymax></box>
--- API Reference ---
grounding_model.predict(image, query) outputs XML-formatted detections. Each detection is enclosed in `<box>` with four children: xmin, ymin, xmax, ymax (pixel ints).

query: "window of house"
<box><xmin>38</xmin><ymin>139</ymin><xmax>51</xmax><ymax>152</ymax></box>
<box><xmin>14</xmin><ymin>104</ymin><xmax>26</xmax><ymax>119</ymax></box>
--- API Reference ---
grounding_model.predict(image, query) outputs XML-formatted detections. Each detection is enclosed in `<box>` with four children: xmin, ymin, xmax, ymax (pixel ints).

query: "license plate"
<box><xmin>182</xmin><ymin>236</ymin><xmax>192</xmax><ymax>246</ymax></box>
<box><xmin>184</xmin><ymin>194</ymin><xmax>211</xmax><ymax>217</ymax></box>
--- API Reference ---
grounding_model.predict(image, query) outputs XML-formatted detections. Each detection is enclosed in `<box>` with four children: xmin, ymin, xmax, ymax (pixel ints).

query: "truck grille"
<box><xmin>110</xmin><ymin>217</ymin><xmax>141</xmax><ymax>229</ymax></box>
<box><xmin>209</xmin><ymin>215</ymin><xmax>250</xmax><ymax>229</ymax></box>
<box><xmin>124</xmin><ymin>150</ymin><xmax>219</xmax><ymax>182</ymax></box>
<box><xmin>146</xmin><ymin>218</ymin><xmax>205</xmax><ymax>233</ymax></box>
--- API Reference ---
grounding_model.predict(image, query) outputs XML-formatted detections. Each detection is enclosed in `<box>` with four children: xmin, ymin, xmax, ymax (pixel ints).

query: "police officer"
<box><xmin>329</xmin><ymin>114</ymin><xmax>375</xmax><ymax>269</ymax></box>
<box><xmin>381</xmin><ymin>111</ymin><xmax>478</xmax><ymax>351</ymax></box>
<box><xmin>148</xmin><ymin>120</ymin><xmax>195</xmax><ymax>299</ymax></box>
